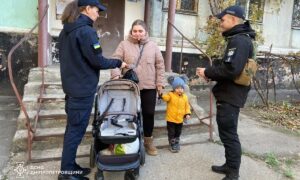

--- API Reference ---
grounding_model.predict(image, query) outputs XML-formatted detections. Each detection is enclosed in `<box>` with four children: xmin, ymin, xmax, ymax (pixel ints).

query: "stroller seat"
<box><xmin>99</xmin><ymin>114</ymin><xmax>138</xmax><ymax>144</ymax></box>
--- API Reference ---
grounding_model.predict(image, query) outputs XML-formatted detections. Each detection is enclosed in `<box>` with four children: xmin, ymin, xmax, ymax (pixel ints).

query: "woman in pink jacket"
<box><xmin>111</xmin><ymin>19</ymin><xmax>165</xmax><ymax>156</ymax></box>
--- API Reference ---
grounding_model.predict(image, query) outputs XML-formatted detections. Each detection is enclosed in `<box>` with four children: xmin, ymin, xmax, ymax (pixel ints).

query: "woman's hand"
<box><xmin>121</xmin><ymin>62</ymin><xmax>128</xmax><ymax>69</ymax></box>
<box><xmin>157</xmin><ymin>85</ymin><xmax>163</xmax><ymax>94</ymax></box>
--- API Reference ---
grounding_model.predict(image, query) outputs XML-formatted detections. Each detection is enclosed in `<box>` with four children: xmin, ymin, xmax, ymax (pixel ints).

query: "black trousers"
<box><xmin>61</xmin><ymin>95</ymin><xmax>94</xmax><ymax>172</ymax></box>
<box><xmin>140</xmin><ymin>89</ymin><xmax>157</xmax><ymax>137</ymax></box>
<box><xmin>216</xmin><ymin>101</ymin><xmax>241</xmax><ymax>170</ymax></box>
<box><xmin>167</xmin><ymin>121</ymin><xmax>183</xmax><ymax>141</ymax></box>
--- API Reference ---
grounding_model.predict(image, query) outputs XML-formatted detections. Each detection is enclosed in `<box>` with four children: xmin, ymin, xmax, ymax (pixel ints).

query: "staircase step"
<box><xmin>30</xmin><ymin>144</ymin><xmax>90</xmax><ymax>162</ymax></box>
<box><xmin>16</xmin><ymin>132</ymin><xmax>210</xmax><ymax>162</ymax></box>
<box><xmin>23</xmin><ymin>84</ymin><xmax>63</xmax><ymax>97</ymax></box>
<box><xmin>154</xmin><ymin>117</ymin><xmax>201</xmax><ymax>128</ymax></box>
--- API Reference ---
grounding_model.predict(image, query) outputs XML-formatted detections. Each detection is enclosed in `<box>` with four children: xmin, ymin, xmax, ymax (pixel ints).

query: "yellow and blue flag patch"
<box><xmin>93</xmin><ymin>43</ymin><xmax>101</xmax><ymax>49</ymax></box>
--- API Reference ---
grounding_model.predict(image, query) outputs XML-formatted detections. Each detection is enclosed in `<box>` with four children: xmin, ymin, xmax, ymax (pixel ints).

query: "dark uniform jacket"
<box><xmin>205</xmin><ymin>22</ymin><xmax>256</xmax><ymax>107</ymax></box>
<box><xmin>58</xmin><ymin>14</ymin><xmax>122</xmax><ymax>97</ymax></box>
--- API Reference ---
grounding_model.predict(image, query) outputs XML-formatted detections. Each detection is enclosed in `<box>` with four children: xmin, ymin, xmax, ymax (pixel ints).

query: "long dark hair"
<box><xmin>61</xmin><ymin>0</ymin><xmax>80</xmax><ymax>24</ymax></box>
<box><xmin>130</xmin><ymin>19</ymin><xmax>148</xmax><ymax>34</ymax></box>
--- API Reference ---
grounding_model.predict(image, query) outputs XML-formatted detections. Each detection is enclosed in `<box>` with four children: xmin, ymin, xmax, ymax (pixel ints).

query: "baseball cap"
<box><xmin>78</xmin><ymin>0</ymin><xmax>106</xmax><ymax>11</ymax></box>
<box><xmin>216</xmin><ymin>5</ymin><xmax>245</xmax><ymax>20</ymax></box>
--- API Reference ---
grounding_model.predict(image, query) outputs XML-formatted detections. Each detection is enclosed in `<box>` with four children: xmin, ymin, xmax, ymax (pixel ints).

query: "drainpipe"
<box><xmin>144</xmin><ymin>0</ymin><xmax>151</xmax><ymax>27</ymax></box>
<box><xmin>165</xmin><ymin>0</ymin><xmax>176</xmax><ymax>72</ymax></box>
<box><xmin>38</xmin><ymin>0</ymin><xmax>48</xmax><ymax>67</ymax></box>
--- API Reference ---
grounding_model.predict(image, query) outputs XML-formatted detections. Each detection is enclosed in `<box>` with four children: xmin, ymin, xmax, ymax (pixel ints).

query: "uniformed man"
<box><xmin>58</xmin><ymin>0</ymin><xmax>127</xmax><ymax>179</ymax></box>
<box><xmin>197</xmin><ymin>5</ymin><xmax>256</xmax><ymax>180</ymax></box>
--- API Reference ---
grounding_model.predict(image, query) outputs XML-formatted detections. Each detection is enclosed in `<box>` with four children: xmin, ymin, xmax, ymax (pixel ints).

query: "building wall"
<box><xmin>0</xmin><ymin>0</ymin><xmax>38</xmax><ymax>32</ymax></box>
<box><xmin>262</xmin><ymin>0</ymin><xmax>294</xmax><ymax>48</ymax></box>
<box><xmin>124</xmin><ymin>0</ymin><xmax>145</xmax><ymax>37</ymax></box>
<box><xmin>291</xmin><ymin>29</ymin><xmax>300</xmax><ymax>48</ymax></box>
<box><xmin>0</xmin><ymin>0</ymin><xmax>38</xmax><ymax>95</ymax></box>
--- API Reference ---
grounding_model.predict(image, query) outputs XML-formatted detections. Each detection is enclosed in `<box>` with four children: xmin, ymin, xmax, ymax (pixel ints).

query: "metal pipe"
<box><xmin>7</xmin><ymin>3</ymin><xmax>49</xmax><ymax>162</ymax></box>
<box><xmin>179</xmin><ymin>36</ymin><xmax>183</xmax><ymax>74</ymax></box>
<box><xmin>166</xmin><ymin>20</ymin><xmax>214</xmax><ymax>141</ymax></box>
<box><xmin>167</xmin><ymin>20</ymin><xmax>212</xmax><ymax>64</ymax></box>
<box><xmin>165</xmin><ymin>0</ymin><xmax>176</xmax><ymax>72</ymax></box>
<box><xmin>38</xmin><ymin>0</ymin><xmax>48</xmax><ymax>67</ymax></box>
<box><xmin>144</xmin><ymin>0</ymin><xmax>151</xmax><ymax>27</ymax></box>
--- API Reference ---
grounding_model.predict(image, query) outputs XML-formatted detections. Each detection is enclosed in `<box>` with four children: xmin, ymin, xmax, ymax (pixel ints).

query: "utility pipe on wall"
<box><xmin>164</xmin><ymin>0</ymin><xmax>176</xmax><ymax>72</ymax></box>
<box><xmin>38</xmin><ymin>0</ymin><xmax>49</xmax><ymax>67</ymax></box>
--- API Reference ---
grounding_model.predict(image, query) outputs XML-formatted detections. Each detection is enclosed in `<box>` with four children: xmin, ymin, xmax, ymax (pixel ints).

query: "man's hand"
<box><xmin>196</xmin><ymin>67</ymin><xmax>206</xmax><ymax>77</ymax></box>
<box><xmin>196</xmin><ymin>67</ymin><xmax>209</xmax><ymax>82</ymax></box>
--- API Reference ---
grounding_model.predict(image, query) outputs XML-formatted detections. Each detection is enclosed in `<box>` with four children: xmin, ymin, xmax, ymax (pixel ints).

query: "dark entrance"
<box><xmin>94</xmin><ymin>0</ymin><xmax>125</xmax><ymax>57</ymax></box>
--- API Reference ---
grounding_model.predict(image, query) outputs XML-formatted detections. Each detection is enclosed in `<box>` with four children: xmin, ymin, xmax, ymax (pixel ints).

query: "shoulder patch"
<box><xmin>224</xmin><ymin>48</ymin><xmax>236</xmax><ymax>63</ymax></box>
<box><xmin>93</xmin><ymin>43</ymin><xmax>101</xmax><ymax>49</ymax></box>
<box><xmin>227</xmin><ymin>48</ymin><xmax>236</xmax><ymax>56</ymax></box>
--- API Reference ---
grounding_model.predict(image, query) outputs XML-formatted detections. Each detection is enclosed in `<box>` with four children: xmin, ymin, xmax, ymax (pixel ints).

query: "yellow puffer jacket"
<box><xmin>162</xmin><ymin>91</ymin><xmax>191</xmax><ymax>124</ymax></box>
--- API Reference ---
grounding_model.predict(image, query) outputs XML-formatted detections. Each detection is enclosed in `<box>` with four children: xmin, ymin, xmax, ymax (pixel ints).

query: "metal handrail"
<box><xmin>7</xmin><ymin>4</ymin><xmax>49</xmax><ymax>161</ymax></box>
<box><xmin>167</xmin><ymin>20</ymin><xmax>214</xmax><ymax>141</ymax></box>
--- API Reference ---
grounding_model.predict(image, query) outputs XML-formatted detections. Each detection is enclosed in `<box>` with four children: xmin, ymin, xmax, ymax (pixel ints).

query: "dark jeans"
<box><xmin>167</xmin><ymin>121</ymin><xmax>183</xmax><ymax>142</ymax></box>
<box><xmin>61</xmin><ymin>95</ymin><xmax>94</xmax><ymax>173</ymax></box>
<box><xmin>216</xmin><ymin>101</ymin><xmax>241</xmax><ymax>170</ymax></box>
<box><xmin>140</xmin><ymin>89</ymin><xmax>157</xmax><ymax>137</ymax></box>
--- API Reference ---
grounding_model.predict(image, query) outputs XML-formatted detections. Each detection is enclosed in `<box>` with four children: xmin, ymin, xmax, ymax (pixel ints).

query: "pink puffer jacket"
<box><xmin>111</xmin><ymin>35</ymin><xmax>165</xmax><ymax>90</ymax></box>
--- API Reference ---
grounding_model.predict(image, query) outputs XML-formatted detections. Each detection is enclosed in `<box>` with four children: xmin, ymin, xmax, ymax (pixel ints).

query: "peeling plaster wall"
<box><xmin>0</xmin><ymin>32</ymin><xmax>38</xmax><ymax>95</ymax></box>
<box><xmin>257</xmin><ymin>59</ymin><xmax>300</xmax><ymax>89</ymax></box>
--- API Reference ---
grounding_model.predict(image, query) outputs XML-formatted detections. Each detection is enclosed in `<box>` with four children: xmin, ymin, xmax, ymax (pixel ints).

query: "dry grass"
<box><xmin>250</xmin><ymin>102</ymin><xmax>300</xmax><ymax>131</ymax></box>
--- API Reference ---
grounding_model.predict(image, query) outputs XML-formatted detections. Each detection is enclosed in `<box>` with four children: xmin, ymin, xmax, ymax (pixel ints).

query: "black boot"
<box><xmin>75</xmin><ymin>163</ymin><xmax>91</xmax><ymax>176</ymax></box>
<box><xmin>174</xmin><ymin>137</ymin><xmax>180</xmax><ymax>152</ymax></box>
<box><xmin>211</xmin><ymin>163</ymin><xmax>229</xmax><ymax>174</ymax></box>
<box><xmin>222</xmin><ymin>168</ymin><xmax>239</xmax><ymax>180</ymax></box>
<box><xmin>169</xmin><ymin>139</ymin><xmax>177</xmax><ymax>153</ymax></box>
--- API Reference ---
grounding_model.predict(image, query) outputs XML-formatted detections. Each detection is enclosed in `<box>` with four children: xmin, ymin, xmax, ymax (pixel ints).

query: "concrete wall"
<box><xmin>0</xmin><ymin>0</ymin><xmax>38</xmax><ymax>33</ymax></box>
<box><xmin>0</xmin><ymin>0</ymin><xmax>38</xmax><ymax>95</ymax></box>
<box><xmin>150</xmin><ymin>0</ymin><xmax>210</xmax><ymax>54</ymax></box>
<box><xmin>0</xmin><ymin>32</ymin><xmax>38</xmax><ymax>96</ymax></box>
<box><xmin>262</xmin><ymin>0</ymin><xmax>294</xmax><ymax>48</ymax></box>
<box><xmin>291</xmin><ymin>29</ymin><xmax>300</xmax><ymax>48</ymax></box>
<box><xmin>150</xmin><ymin>0</ymin><xmax>300</xmax><ymax>52</ymax></box>
<box><xmin>124</xmin><ymin>0</ymin><xmax>145</xmax><ymax>38</ymax></box>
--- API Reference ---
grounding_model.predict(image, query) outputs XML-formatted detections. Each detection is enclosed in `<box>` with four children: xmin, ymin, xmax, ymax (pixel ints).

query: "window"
<box><xmin>292</xmin><ymin>0</ymin><xmax>300</xmax><ymax>27</ymax></box>
<box><xmin>236</xmin><ymin>0</ymin><xmax>265</xmax><ymax>22</ymax></box>
<box><xmin>163</xmin><ymin>0</ymin><xmax>198</xmax><ymax>14</ymax></box>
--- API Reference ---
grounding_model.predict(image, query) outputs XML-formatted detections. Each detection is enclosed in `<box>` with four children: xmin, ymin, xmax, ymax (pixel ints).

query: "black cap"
<box><xmin>78</xmin><ymin>0</ymin><xmax>106</xmax><ymax>11</ymax></box>
<box><xmin>216</xmin><ymin>5</ymin><xmax>245</xmax><ymax>20</ymax></box>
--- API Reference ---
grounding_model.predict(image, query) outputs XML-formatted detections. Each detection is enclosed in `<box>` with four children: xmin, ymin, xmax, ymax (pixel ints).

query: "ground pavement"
<box><xmin>2</xmin><ymin>109</ymin><xmax>300</xmax><ymax>180</ymax></box>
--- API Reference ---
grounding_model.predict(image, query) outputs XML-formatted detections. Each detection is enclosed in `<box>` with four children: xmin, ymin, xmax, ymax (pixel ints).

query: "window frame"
<box><xmin>236</xmin><ymin>0</ymin><xmax>265</xmax><ymax>23</ymax></box>
<box><xmin>162</xmin><ymin>0</ymin><xmax>199</xmax><ymax>16</ymax></box>
<box><xmin>292</xmin><ymin>0</ymin><xmax>300</xmax><ymax>28</ymax></box>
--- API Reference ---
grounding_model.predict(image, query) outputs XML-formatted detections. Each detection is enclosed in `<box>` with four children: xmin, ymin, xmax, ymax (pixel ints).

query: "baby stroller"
<box><xmin>90</xmin><ymin>79</ymin><xmax>145</xmax><ymax>180</ymax></box>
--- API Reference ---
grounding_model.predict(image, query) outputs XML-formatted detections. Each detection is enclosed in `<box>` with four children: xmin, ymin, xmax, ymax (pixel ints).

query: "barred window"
<box><xmin>163</xmin><ymin>0</ymin><xmax>198</xmax><ymax>14</ymax></box>
<box><xmin>293</xmin><ymin>0</ymin><xmax>300</xmax><ymax>27</ymax></box>
<box><xmin>236</xmin><ymin>0</ymin><xmax>265</xmax><ymax>22</ymax></box>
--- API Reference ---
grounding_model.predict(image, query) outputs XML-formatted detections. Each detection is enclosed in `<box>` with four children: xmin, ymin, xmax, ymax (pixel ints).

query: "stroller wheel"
<box><xmin>90</xmin><ymin>142</ymin><xmax>95</xmax><ymax>168</ymax></box>
<box><xmin>140</xmin><ymin>144</ymin><xmax>145</xmax><ymax>166</ymax></box>
<box><xmin>124</xmin><ymin>168</ymin><xmax>139</xmax><ymax>180</ymax></box>
<box><xmin>95</xmin><ymin>170</ymin><xmax>104</xmax><ymax>180</ymax></box>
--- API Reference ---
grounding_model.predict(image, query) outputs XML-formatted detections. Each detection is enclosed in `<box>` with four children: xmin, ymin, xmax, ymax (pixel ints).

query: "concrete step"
<box><xmin>0</xmin><ymin>96</ymin><xmax>18</xmax><ymax>107</ymax></box>
<box><xmin>27</xmin><ymin>66</ymin><xmax>111</xmax><ymax>83</ymax></box>
<box><xmin>23</xmin><ymin>82</ymin><xmax>63</xmax><ymax>97</ymax></box>
<box><xmin>0</xmin><ymin>96</ymin><xmax>20</xmax><ymax>121</ymax></box>
<box><xmin>15</xmin><ymin>132</ymin><xmax>211</xmax><ymax>162</ymax></box>
<box><xmin>17</xmin><ymin>105</ymin><xmax>206</xmax><ymax>128</ymax></box>
<box><xmin>13</xmin><ymin>116</ymin><xmax>209</xmax><ymax>152</ymax></box>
